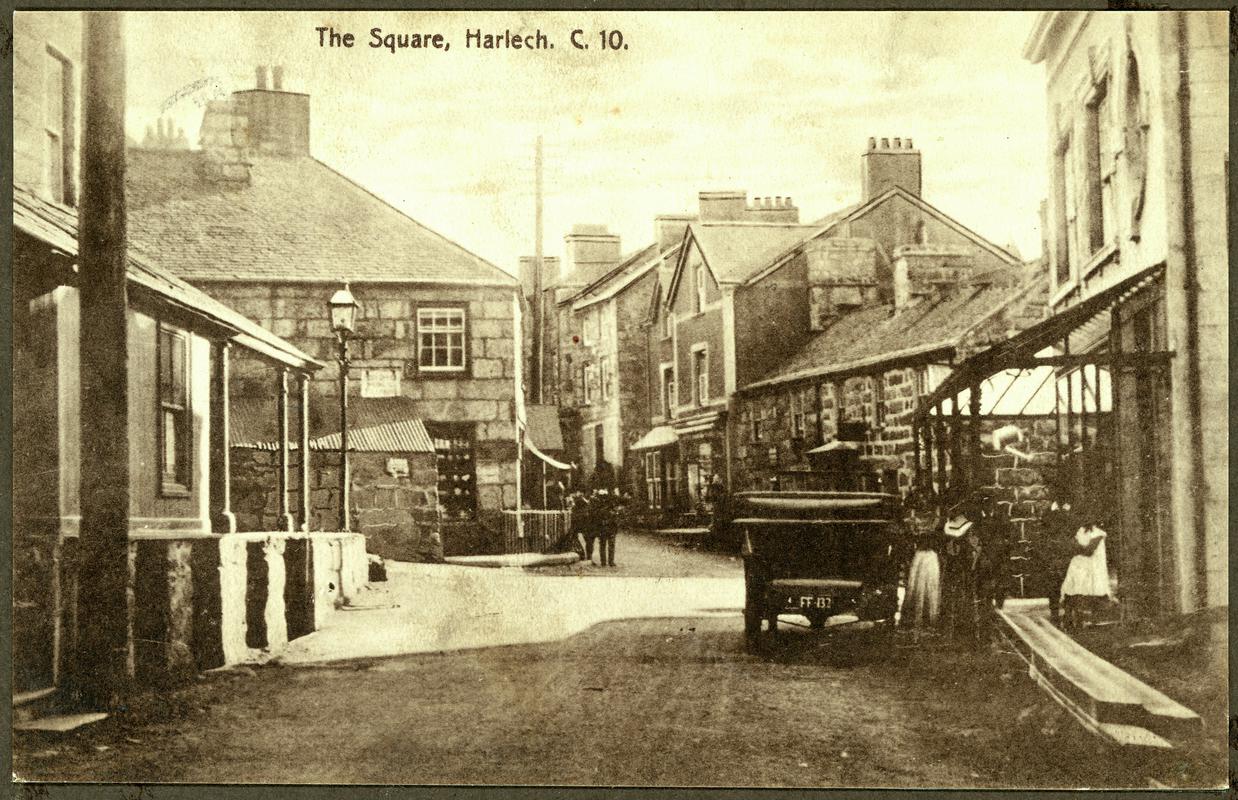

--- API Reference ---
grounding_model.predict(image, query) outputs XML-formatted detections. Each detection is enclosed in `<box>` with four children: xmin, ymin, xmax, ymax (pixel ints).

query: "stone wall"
<box><xmin>231</xmin><ymin>447</ymin><xmax>442</xmax><ymax>563</ymax></box>
<box><xmin>204</xmin><ymin>280</ymin><xmax>520</xmax><ymax>514</ymax></box>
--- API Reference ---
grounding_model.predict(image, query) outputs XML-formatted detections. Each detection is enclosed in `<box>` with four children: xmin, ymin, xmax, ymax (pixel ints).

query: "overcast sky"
<box><xmin>115</xmin><ymin>11</ymin><xmax>1047</xmax><ymax>273</ymax></box>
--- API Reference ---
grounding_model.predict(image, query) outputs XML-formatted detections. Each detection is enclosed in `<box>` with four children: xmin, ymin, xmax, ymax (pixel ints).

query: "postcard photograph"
<box><xmin>9</xmin><ymin>8</ymin><xmax>1230</xmax><ymax>789</ymax></box>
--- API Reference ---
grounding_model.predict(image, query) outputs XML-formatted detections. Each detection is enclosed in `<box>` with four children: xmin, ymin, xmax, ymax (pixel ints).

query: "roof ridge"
<box><xmin>309</xmin><ymin>156</ymin><xmax>517</xmax><ymax>286</ymax></box>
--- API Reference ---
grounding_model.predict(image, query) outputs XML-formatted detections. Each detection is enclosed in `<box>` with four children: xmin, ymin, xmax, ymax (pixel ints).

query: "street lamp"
<box><xmin>328</xmin><ymin>285</ymin><xmax>359</xmax><ymax>532</ymax></box>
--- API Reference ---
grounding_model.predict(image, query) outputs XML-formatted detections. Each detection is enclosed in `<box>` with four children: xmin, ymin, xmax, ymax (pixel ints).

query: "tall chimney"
<box><xmin>654</xmin><ymin>214</ymin><xmax>695</xmax><ymax>253</ymax></box>
<box><xmin>272</xmin><ymin>65</ymin><xmax>285</xmax><ymax>91</ymax></box>
<box><xmin>563</xmin><ymin>224</ymin><xmax>621</xmax><ymax>284</ymax></box>
<box><xmin>232</xmin><ymin>66</ymin><xmax>310</xmax><ymax>156</ymax></box>
<box><xmin>255</xmin><ymin>65</ymin><xmax>268</xmax><ymax>90</ymax></box>
<box><xmin>862</xmin><ymin>136</ymin><xmax>922</xmax><ymax>200</ymax></box>
<box><xmin>697</xmin><ymin>190</ymin><xmax>748</xmax><ymax>222</ymax></box>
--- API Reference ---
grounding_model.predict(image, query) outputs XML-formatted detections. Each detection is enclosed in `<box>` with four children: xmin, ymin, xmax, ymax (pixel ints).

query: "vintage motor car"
<box><xmin>733</xmin><ymin>490</ymin><xmax>904</xmax><ymax>649</ymax></box>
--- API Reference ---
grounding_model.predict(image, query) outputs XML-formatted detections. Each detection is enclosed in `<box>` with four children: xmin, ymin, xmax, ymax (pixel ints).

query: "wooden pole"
<box><xmin>74</xmin><ymin>11</ymin><xmax>131</xmax><ymax>709</ymax></box>
<box><xmin>299</xmin><ymin>373</ymin><xmax>312</xmax><ymax>531</ymax></box>
<box><xmin>209</xmin><ymin>341</ymin><xmax>236</xmax><ymax>533</ymax></box>
<box><xmin>277</xmin><ymin>369</ymin><xmax>294</xmax><ymax>532</ymax></box>
<box><xmin>338</xmin><ymin>337</ymin><xmax>351</xmax><ymax>532</ymax></box>
<box><xmin>533</xmin><ymin>135</ymin><xmax>545</xmax><ymax>404</ymax></box>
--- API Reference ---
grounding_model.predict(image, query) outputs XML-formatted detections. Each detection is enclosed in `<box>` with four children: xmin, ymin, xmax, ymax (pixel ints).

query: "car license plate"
<box><xmin>785</xmin><ymin>595</ymin><xmax>832</xmax><ymax>611</ymax></box>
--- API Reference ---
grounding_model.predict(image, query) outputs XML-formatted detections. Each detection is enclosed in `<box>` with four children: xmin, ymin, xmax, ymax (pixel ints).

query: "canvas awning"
<box><xmin>630</xmin><ymin>425</ymin><xmax>679</xmax><ymax>452</ymax></box>
<box><xmin>806</xmin><ymin>440</ymin><xmax>861</xmax><ymax>454</ymax></box>
<box><xmin>671</xmin><ymin>410</ymin><xmax>724</xmax><ymax>437</ymax></box>
<box><xmin>525</xmin><ymin>437</ymin><xmax>572</xmax><ymax>470</ymax></box>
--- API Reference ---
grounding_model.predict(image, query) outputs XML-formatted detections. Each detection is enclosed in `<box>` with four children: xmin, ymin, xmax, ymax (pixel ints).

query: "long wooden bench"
<box><xmin>997</xmin><ymin>606</ymin><xmax>1200</xmax><ymax>748</ymax></box>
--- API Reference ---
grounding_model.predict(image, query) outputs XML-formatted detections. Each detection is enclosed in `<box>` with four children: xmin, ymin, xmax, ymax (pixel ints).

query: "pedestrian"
<box><xmin>940</xmin><ymin>491</ymin><xmax>982</xmax><ymax>642</ymax></box>
<box><xmin>567</xmin><ymin>489</ymin><xmax>596</xmax><ymax>564</ymax></box>
<box><xmin>900</xmin><ymin>491</ymin><xmax>943</xmax><ymax>640</ymax></box>
<box><xmin>590</xmin><ymin>460</ymin><xmax>621</xmax><ymax>567</ymax></box>
<box><xmin>1059</xmin><ymin>501</ymin><xmax>1112</xmax><ymax>630</ymax></box>
<box><xmin>1033</xmin><ymin>483</ymin><xmax>1083</xmax><ymax>626</ymax></box>
<box><xmin>972</xmin><ymin>491</ymin><xmax>1011</xmax><ymax>637</ymax></box>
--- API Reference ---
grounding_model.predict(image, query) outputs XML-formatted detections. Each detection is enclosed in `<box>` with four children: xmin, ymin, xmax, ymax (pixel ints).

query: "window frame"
<box><xmin>691</xmin><ymin>344</ymin><xmax>709</xmax><ymax>406</ymax></box>
<box><xmin>413</xmin><ymin>304</ymin><xmax>469</xmax><ymax>375</ymax></box>
<box><xmin>694</xmin><ymin>264</ymin><xmax>708</xmax><ymax>314</ymax></box>
<box><xmin>43</xmin><ymin>47</ymin><xmax>74</xmax><ymax>206</ymax></box>
<box><xmin>157</xmin><ymin>324</ymin><xmax>192</xmax><ymax>497</ymax></box>
<box><xmin>582</xmin><ymin>363</ymin><xmax>598</xmax><ymax>405</ymax></box>
<box><xmin>599</xmin><ymin>354</ymin><xmax>614</xmax><ymax>401</ymax></box>
<box><xmin>662</xmin><ymin>309</ymin><xmax>674</xmax><ymax>340</ymax></box>
<box><xmin>660</xmin><ymin>363</ymin><xmax>676</xmax><ymax>417</ymax></box>
<box><xmin>790</xmin><ymin>390</ymin><xmax>805</xmax><ymax>439</ymax></box>
<box><xmin>1083</xmin><ymin>76</ymin><xmax>1113</xmax><ymax>259</ymax></box>
<box><xmin>644</xmin><ymin>451</ymin><xmax>663</xmax><ymax>508</ymax></box>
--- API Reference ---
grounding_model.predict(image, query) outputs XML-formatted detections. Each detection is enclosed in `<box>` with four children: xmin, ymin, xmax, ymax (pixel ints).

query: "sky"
<box><xmin>117</xmin><ymin>11</ymin><xmax>1048</xmax><ymax>274</ymax></box>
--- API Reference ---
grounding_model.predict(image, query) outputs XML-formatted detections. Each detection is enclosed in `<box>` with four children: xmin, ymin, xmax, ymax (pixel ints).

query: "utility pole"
<box><xmin>533</xmin><ymin>134</ymin><xmax>545</xmax><ymax>405</ymax></box>
<box><xmin>74</xmin><ymin>11</ymin><xmax>131</xmax><ymax>709</ymax></box>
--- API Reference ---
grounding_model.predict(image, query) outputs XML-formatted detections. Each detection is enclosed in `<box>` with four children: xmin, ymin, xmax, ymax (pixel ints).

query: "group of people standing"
<box><xmin>900</xmin><ymin>481</ymin><xmax>1114</xmax><ymax>643</ymax></box>
<box><xmin>566</xmin><ymin>460</ymin><xmax>627</xmax><ymax>567</ymax></box>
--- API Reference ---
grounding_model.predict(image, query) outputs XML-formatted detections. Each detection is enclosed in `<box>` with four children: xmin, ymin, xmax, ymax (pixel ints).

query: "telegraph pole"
<box><xmin>74</xmin><ymin>11</ymin><xmax>132</xmax><ymax>709</ymax></box>
<box><xmin>533</xmin><ymin>135</ymin><xmax>545</xmax><ymax>404</ymax></box>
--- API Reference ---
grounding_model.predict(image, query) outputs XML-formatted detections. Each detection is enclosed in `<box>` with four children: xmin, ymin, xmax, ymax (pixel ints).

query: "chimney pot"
<box><xmin>775</xmin><ymin>196</ymin><xmax>783</xmax><ymax>207</ymax></box>
<box><xmin>906</xmin><ymin>138</ymin><xmax>914</xmax><ymax>149</ymax></box>
<box><xmin>786</xmin><ymin>196</ymin><xmax>793</xmax><ymax>207</ymax></box>
<box><xmin>880</xmin><ymin>137</ymin><xmax>890</xmax><ymax>149</ymax></box>
<box><xmin>272</xmin><ymin>65</ymin><xmax>285</xmax><ymax>91</ymax></box>
<box><xmin>893</xmin><ymin>137</ymin><xmax>902</xmax><ymax>149</ymax></box>
<box><xmin>256</xmin><ymin>65</ymin><xmax>268</xmax><ymax>90</ymax></box>
<box><xmin>868</xmin><ymin>137</ymin><xmax>877</xmax><ymax>150</ymax></box>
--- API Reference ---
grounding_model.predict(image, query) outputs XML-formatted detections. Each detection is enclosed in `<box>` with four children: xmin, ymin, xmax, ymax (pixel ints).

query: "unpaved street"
<box><xmin>12</xmin><ymin>532</ymin><xmax>1222</xmax><ymax>788</ymax></box>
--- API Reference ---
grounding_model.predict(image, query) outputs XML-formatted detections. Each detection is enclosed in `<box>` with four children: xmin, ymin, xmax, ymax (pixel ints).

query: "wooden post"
<box><xmin>299</xmin><ymin>373</ymin><xmax>312</xmax><ymax>531</ymax></box>
<box><xmin>277</xmin><ymin>369</ymin><xmax>294</xmax><ymax>532</ymax></box>
<box><xmin>73</xmin><ymin>11</ymin><xmax>131</xmax><ymax>709</ymax></box>
<box><xmin>209</xmin><ymin>341</ymin><xmax>236</xmax><ymax>533</ymax></box>
<box><xmin>968</xmin><ymin>381</ymin><xmax>982</xmax><ymax>491</ymax></box>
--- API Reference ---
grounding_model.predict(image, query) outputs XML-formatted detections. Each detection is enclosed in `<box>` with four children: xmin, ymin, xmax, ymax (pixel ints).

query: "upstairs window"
<box><xmin>599</xmin><ymin>354</ymin><xmax>614</xmax><ymax>401</ymax></box>
<box><xmin>44</xmin><ymin>49</ymin><xmax>74</xmax><ymax>205</ymax></box>
<box><xmin>1053</xmin><ymin>134</ymin><xmax>1078</xmax><ymax>288</ymax></box>
<box><xmin>873</xmin><ymin>375</ymin><xmax>886</xmax><ymax>427</ymax></box>
<box><xmin>663</xmin><ymin>309</ymin><xmax>674</xmax><ymax>340</ymax></box>
<box><xmin>1084</xmin><ymin>78</ymin><xmax>1114</xmax><ymax>257</ymax></box>
<box><xmin>661</xmin><ymin>365</ymin><xmax>676</xmax><ymax>416</ymax></box>
<box><xmin>417</xmin><ymin>308</ymin><xmax>466</xmax><ymax>372</ymax></box>
<box><xmin>582</xmin><ymin>364</ymin><xmax>598</xmax><ymax>405</ymax></box>
<box><xmin>158</xmin><ymin>326</ymin><xmax>191</xmax><ymax>495</ymax></box>
<box><xmin>790</xmin><ymin>390</ymin><xmax>806</xmax><ymax>439</ymax></box>
<box><xmin>692</xmin><ymin>346</ymin><xmax>709</xmax><ymax>405</ymax></box>
<box><xmin>694</xmin><ymin>264</ymin><xmax>708</xmax><ymax>313</ymax></box>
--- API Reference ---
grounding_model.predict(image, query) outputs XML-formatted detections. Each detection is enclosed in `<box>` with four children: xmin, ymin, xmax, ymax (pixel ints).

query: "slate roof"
<box><xmin>125</xmin><ymin>149</ymin><xmax>517</xmax><ymax>287</ymax></box>
<box><xmin>13</xmin><ymin>187</ymin><xmax>322</xmax><ymax>371</ymax></box>
<box><xmin>689</xmin><ymin>222</ymin><xmax>819</xmax><ymax>285</ymax></box>
<box><xmin>742</xmin><ymin>278</ymin><xmax>1038</xmax><ymax>391</ymax></box>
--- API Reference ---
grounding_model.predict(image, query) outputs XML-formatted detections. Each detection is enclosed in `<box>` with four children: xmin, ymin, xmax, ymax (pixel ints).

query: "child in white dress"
<box><xmin>1059</xmin><ymin>524</ymin><xmax>1111</xmax><ymax>629</ymax></box>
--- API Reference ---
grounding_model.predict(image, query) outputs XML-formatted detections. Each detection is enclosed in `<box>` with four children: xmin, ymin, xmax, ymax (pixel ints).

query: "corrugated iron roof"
<box><xmin>311</xmin><ymin>419</ymin><xmax>435</xmax><ymax>454</ymax></box>
<box><xmin>230</xmin><ymin>394</ymin><xmax>435</xmax><ymax>453</ymax></box>
<box><xmin>14</xmin><ymin>187</ymin><xmax>323</xmax><ymax>371</ymax></box>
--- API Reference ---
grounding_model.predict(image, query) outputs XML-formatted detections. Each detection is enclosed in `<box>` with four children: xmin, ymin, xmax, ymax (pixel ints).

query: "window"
<box><xmin>417</xmin><ymin>308</ymin><xmax>466</xmax><ymax>371</ymax></box>
<box><xmin>1125</xmin><ymin>52</ymin><xmax>1148</xmax><ymax>239</ymax></box>
<box><xmin>429</xmin><ymin>423</ymin><xmax>477</xmax><ymax>519</ymax></box>
<box><xmin>1083</xmin><ymin>79</ymin><xmax>1113</xmax><ymax>256</ymax></box>
<box><xmin>663</xmin><ymin>309</ymin><xmax>674</xmax><ymax>340</ymax></box>
<box><xmin>599</xmin><ymin>354</ymin><xmax>614</xmax><ymax>401</ymax></box>
<box><xmin>44</xmin><ymin>49</ymin><xmax>73</xmax><ymax>205</ymax></box>
<box><xmin>644</xmin><ymin>451</ymin><xmax>663</xmax><ymax>508</ymax></box>
<box><xmin>1053</xmin><ymin>134</ymin><xmax>1077</xmax><ymax>288</ymax></box>
<box><xmin>158</xmin><ymin>326</ymin><xmax>190</xmax><ymax>494</ymax></box>
<box><xmin>692</xmin><ymin>346</ymin><xmax>709</xmax><ymax>405</ymax></box>
<box><xmin>873</xmin><ymin>375</ymin><xmax>886</xmax><ymax>427</ymax></box>
<box><xmin>582</xmin><ymin>364</ymin><xmax>598</xmax><ymax>405</ymax></box>
<box><xmin>661</xmin><ymin>365</ymin><xmax>675</xmax><ymax>416</ymax></box>
<box><xmin>752</xmin><ymin>409</ymin><xmax>763</xmax><ymax>442</ymax></box>
<box><xmin>695</xmin><ymin>264</ymin><xmax>708</xmax><ymax>313</ymax></box>
<box><xmin>790</xmin><ymin>390</ymin><xmax>805</xmax><ymax>439</ymax></box>
<box><xmin>583</xmin><ymin>308</ymin><xmax>600</xmax><ymax>345</ymax></box>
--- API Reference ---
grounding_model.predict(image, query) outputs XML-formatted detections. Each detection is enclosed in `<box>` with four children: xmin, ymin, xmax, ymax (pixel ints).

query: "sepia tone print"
<box><xmin>10</xmin><ymin>9</ymin><xmax>1228</xmax><ymax>789</ymax></box>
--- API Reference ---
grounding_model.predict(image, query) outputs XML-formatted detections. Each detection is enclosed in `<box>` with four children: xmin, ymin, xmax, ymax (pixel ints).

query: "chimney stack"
<box><xmin>891</xmin><ymin>244</ymin><xmax>974</xmax><ymax>310</ymax></box>
<box><xmin>272</xmin><ymin>65</ymin><xmax>285</xmax><ymax>91</ymax></box>
<box><xmin>231</xmin><ymin>65</ymin><xmax>310</xmax><ymax>156</ymax></box>
<box><xmin>745</xmin><ymin>193</ymin><xmax>799</xmax><ymax>223</ymax></box>
<box><xmin>563</xmin><ymin>224</ymin><xmax>622</xmax><ymax>284</ymax></box>
<box><xmin>862</xmin><ymin>135</ymin><xmax>922</xmax><ymax>200</ymax></box>
<box><xmin>654</xmin><ymin>214</ymin><xmax>695</xmax><ymax>253</ymax></box>
<box><xmin>256</xmin><ymin>65</ymin><xmax>268</xmax><ymax>90</ymax></box>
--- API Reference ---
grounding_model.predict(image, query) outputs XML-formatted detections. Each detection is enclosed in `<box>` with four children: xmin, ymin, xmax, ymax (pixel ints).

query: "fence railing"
<box><xmin>500</xmin><ymin>509</ymin><xmax>573</xmax><ymax>555</ymax></box>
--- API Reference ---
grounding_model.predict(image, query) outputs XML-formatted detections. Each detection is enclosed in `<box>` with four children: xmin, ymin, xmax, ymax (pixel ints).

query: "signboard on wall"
<box><xmin>361</xmin><ymin>368</ymin><xmax>401</xmax><ymax>398</ymax></box>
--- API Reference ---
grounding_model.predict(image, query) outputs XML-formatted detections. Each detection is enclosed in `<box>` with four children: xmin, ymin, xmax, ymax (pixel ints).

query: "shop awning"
<box><xmin>630</xmin><ymin>425</ymin><xmax>678</xmax><ymax>452</ymax></box>
<box><xmin>525</xmin><ymin>437</ymin><xmax>572</xmax><ymax>470</ymax></box>
<box><xmin>916</xmin><ymin>263</ymin><xmax>1165</xmax><ymax>420</ymax></box>
<box><xmin>672</xmin><ymin>410</ymin><xmax>724</xmax><ymax>437</ymax></box>
<box><xmin>806</xmin><ymin>440</ymin><xmax>861</xmax><ymax>454</ymax></box>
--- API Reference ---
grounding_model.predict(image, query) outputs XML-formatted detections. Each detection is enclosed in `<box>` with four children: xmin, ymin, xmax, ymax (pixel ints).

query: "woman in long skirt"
<box><xmin>901</xmin><ymin>494</ymin><xmax>943</xmax><ymax>638</ymax></box>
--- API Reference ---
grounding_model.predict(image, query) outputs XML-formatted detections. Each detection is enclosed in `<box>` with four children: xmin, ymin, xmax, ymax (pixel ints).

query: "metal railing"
<box><xmin>500</xmin><ymin>509</ymin><xmax>573</xmax><ymax>555</ymax></box>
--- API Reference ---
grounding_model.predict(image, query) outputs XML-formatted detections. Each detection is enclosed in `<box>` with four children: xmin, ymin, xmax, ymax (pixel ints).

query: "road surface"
<box><xmin>12</xmin><ymin>531</ymin><xmax>1223</xmax><ymax>788</ymax></box>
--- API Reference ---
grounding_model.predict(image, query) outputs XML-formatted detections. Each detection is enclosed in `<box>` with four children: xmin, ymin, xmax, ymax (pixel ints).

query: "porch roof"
<box><xmin>14</xmin><ymin>188</ymin><xmax>324</xmax><ymax>372</ymax></box>
<box><xmin>630</xmin><ymin>425</ymin><xmax>678</xmax><ymax>452</ymax></box>
<box><xmin>915</xmin><ymin>263</ymin><xmax>1165</xmax><ymax>419</ymax></box>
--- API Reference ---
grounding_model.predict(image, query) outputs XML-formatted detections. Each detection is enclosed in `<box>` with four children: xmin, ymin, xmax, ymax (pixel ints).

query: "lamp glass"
<box><xmin>328</xmin><ymin>287</ymin><xmax>358</xmax><ymax>334</ymax></box>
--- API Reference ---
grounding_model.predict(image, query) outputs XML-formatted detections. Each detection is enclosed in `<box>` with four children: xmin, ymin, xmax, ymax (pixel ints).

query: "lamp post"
<box><xmin>328</xmin><ymin>285</ymin><xmax>359</xmax><ymax>532</ymax></box>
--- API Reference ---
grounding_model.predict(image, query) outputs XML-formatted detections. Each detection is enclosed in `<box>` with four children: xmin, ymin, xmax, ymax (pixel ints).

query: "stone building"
<box><xmin>995</xmin><ymin>10</ymin><xmax>1225</xmax><ymax>617</ymax></box>
<box><xmin>637</xmin><ymin>143</ymin><xmax>1025</xmax><ymax>524</ymax></box>
<box><xmin>13</xmin><ymin>14</ymin><xmax>372</xmax><ymax>699</ymax></box>
<box><xmin>125</xmin><ymin>67</ymin><xmax>524</xmax><ymax>553</ymax></box>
